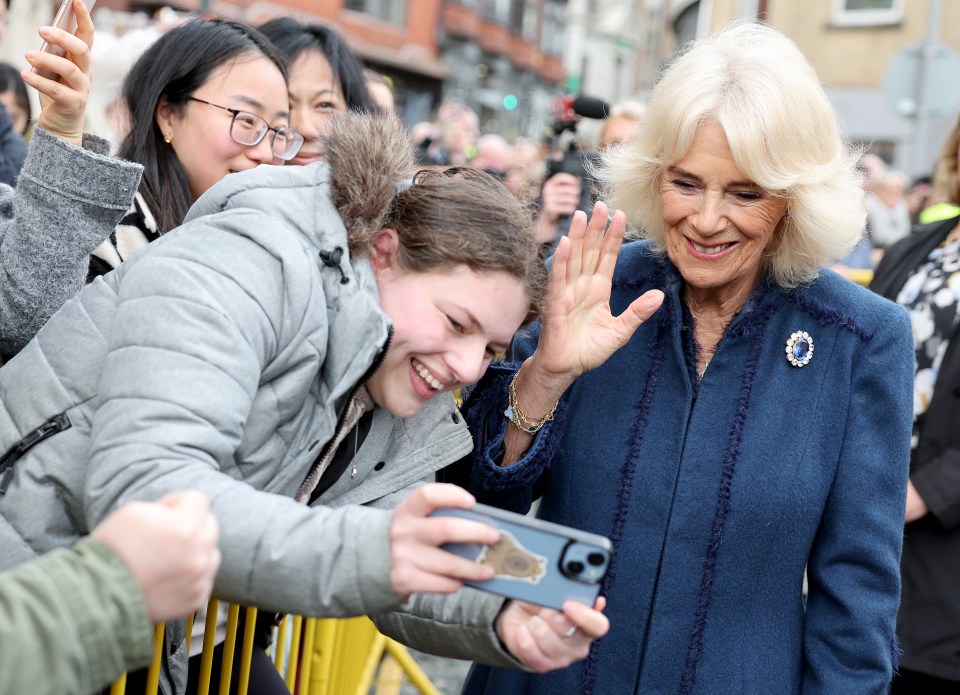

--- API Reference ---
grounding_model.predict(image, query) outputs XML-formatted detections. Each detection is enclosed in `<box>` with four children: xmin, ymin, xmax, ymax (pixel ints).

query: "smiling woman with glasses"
<box><xmin>87</xmin><ymin>18</ymin><xmax>294</xmax><ymax>281</ymax></box>
<box><xmin>187</xmin><ymin>97</ymin><xmax>304</xmax><ymax>161</ymax></box>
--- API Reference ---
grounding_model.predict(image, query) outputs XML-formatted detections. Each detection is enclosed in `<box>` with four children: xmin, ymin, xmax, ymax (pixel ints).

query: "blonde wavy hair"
<box><xmin>601</xmin><ymin>22</ymin><xmax>865</xmax><ymax>288</ymax></box>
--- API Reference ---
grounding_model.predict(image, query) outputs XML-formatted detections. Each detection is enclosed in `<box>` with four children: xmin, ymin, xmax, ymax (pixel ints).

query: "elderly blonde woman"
<box><xmin>442</xmin><ymin>22</ymin><xmax>914</xmax><ymax>694</ymax></box>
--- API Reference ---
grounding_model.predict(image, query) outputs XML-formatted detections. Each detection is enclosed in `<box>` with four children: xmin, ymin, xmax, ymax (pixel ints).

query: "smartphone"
<box><xmin>430</xmin><ymin>503</ymin><xmax>613</xmax><ymax>611</ymax></box>
<box><xmin>33</xmin><ymin>0</ymin><xmax>97</xmax><ymax>81</ymax></box>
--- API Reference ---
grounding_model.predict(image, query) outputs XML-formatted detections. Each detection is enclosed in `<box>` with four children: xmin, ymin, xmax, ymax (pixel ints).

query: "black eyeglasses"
<box><xmin>187</xmin><ymin>97</ymin><xmax>304</xmax><ymax>161</ymax></box>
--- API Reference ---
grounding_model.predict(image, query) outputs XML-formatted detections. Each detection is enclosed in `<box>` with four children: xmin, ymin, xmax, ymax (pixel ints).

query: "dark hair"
<box><xmin>0</xmin><ymin>63</ymin><xmax>29</xmax><ymax>133</ymax></box>
<box><xmin>116</xmin><ymin>18</ymin><xmax>287</xmax><ymax>234</ymax></box>
<box><xmin>385</xmin><ymin>168</ymin><xmax>547</xmax><ymax>323</ymax></box>
<box><xmin>258</xmin><ymin>17</ymin><xmax>374</xmax><ymax>114</ymax></box>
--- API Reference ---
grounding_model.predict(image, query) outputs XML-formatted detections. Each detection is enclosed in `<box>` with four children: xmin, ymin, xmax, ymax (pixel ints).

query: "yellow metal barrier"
<box><xmin>840</xmin><ymin>268</ymin><xmax>874</xmax><ymax>287</ymax></box>
<box><xmin>110</xmin><ymin>602</ymin><xmax>441</xmax><ymax>694</ymax></box>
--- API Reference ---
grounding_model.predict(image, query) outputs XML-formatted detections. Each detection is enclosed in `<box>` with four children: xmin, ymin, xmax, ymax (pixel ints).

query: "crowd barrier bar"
<box><xmin>109</xmin><ymin>602</ymin><xmax>441</xmax><ymax>695</ymax></box>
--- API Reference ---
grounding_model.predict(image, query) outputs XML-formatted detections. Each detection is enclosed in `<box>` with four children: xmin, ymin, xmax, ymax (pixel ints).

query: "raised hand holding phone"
<box><xmin>20</xmin><ymin>0</ymin><xmax>95</xmax><ymax>146</ymax></box>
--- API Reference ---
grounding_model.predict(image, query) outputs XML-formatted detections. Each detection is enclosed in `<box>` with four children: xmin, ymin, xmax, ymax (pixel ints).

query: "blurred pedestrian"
<box><xmin>868</xmin><ymin>169</ymin><xmax>911</xmax><ymax>251</ymax></box>
<box><xmin>906</xmin><ymin>176</ymin><xmax>932</xmax><ymax>223</ymax></box>
<box><xmin>472</xmin><ymin>132</ymin><xmax>510</xmax><ymax>180</ymax></box>
<box><xmin>436</xmin><ymin>97</ymin><xmax>479</xmax><ymax>166</ymax></box>
<box><xmin>0</xmin><ymin>63</ymin><xmax>29</xmax><ymax>136</ymax></box>
<box><xmin>365</xmin><ymin>68</ymin><xmax>397</xmax><ymax>116</ymax></box>
<box><xmin>259</xmin><ymin>17</ymin><xmax>374</xmax><ymax>166</ymax></box>
<box><xmin>917</xmin><ymin>114</ymin><xmax>960</xmax><ymax>225</ymax></box>
<box><xmin>596</xmin><ymin>99</ymin><xmax>644</xmax><ymax>152</ymax></box>
<box><xmin>871</xmin><ymin>115</ymin><xmax>960</xmax><ymax>695</ymax></box>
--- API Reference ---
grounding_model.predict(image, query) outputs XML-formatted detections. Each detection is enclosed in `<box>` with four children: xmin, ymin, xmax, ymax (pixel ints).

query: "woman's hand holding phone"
<box><xmin>20</xmin><ymin>0</ymin><xmax>95</xmax><ymax>147</ymax></box>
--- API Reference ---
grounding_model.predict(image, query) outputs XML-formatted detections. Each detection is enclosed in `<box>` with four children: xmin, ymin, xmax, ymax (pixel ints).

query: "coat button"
<box><xmin>451</xmin><ymin>412</ymin><xmax>460</xmax><ymax>424</ymax></box>
<box><xmin>374</xmin><ymin>461</ymin><xmax>386</xmax><ymax>471</ymax></box>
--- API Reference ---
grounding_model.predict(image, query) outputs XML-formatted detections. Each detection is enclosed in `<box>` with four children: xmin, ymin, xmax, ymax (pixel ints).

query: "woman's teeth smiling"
<box><xmin>413</xmin><ymin>359</ymin><xmax>443</xmax><ymax>390</ymax></box>
<box><xmin>692</xmin><ymin>241</ymin><xmax>734</xmax><ymax>255</ymax></box>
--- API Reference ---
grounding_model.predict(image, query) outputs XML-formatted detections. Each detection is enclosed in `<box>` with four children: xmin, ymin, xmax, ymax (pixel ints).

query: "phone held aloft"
<box><xmin>32</xmin><ymin>0</ymin><xmax>97</xmax><ymax>81</ymax></box>
<box><xmin>431</xmin><ymin>503</ymin><xmax>613</xmax><ymax>611</ymax></box>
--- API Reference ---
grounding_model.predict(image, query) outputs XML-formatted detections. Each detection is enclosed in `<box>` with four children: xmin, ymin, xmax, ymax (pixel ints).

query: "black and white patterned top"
<box><xmin>86</xmin><ymin>191</ymin><xmax>160</xmax><ymax>282</ymax></box>
<box><xmin>895</xmin><ymin>237</ymin><xmax>960</xmax><ymax>448</ymax></box>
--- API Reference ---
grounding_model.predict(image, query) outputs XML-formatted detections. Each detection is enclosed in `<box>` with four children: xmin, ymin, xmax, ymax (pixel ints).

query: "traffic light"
<box><xmin>502</xmin><ymin>93</ymin><xmax>519</xmax><ymax>111</ymax></box>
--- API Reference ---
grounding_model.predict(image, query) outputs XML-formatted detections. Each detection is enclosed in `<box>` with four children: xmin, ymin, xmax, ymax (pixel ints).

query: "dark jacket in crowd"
<box><xmin>871</xmin><ymin>215</ymin><xmax>960</xmax><ymax>682</ymax></box>
<box><xmin>0</xmin><ymin>102</ymin><xmax>26</xmax><ymax>188</ymax></box>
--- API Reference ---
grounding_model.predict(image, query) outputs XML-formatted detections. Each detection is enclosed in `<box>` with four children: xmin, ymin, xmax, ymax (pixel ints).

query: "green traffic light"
<box><xmin>503</xmin><ymin>94</ymin><xmax>519</xmax><ymax>110</ymax></box>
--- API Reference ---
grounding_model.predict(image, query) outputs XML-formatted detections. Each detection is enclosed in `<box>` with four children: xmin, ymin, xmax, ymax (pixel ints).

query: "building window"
<box><xmin>831</xmin><ymin>0</ymin><xmax>901</xmax><ymax>27</ymax></box>
<box><xmin>345</xmin><ymin>0</ymin><xmax>407</xmax><ymax>25</ymax></box>
<box><xmin>484</xmin><ymin>0</ymin><xmax>512</xmax><ymax>23</ymax></box>
<box><xmin>673</xmin><ymin>1</ymin><xmax>699</xmax><ymax>51</ymax></box>
<box><xmin>510</xmin><ymin>0</ymin><xmax>537</xmax><ymax>39</ymax></box>
<box><xmin>540</xmin><ymin>0</ymin><xmax>565</xmax><ymax>56</ymax></box>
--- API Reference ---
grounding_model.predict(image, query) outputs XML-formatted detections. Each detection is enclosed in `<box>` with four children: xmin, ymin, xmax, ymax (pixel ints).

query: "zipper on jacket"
<box><xmin>294</xmin><ymin>326</ymin><xmax>393</xmax><ymax>501</ymax></box>
<box><xmin>0</xmin><ymin>412</ymin><xmax>72</xmax><ymax>494</ymax></box>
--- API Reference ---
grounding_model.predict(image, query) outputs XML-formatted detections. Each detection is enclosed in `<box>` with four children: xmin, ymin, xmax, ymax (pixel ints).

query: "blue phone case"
<box><xmin>431</xmin><ymin>503</ymin><xmax>613</xmax><ymax>610</ymax></box>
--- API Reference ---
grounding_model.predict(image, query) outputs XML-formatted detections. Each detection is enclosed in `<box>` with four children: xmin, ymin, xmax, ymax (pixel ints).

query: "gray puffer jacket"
<box><xmin>0</xmin><ymin>116</ymin><xmax>516</xmax><ymax>692</ymax></box>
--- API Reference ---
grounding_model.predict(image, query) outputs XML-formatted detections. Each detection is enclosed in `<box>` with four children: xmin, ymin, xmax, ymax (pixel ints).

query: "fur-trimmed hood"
<box><xmin>184</xmin><ymin>112</ymin><xmax>414</xmax><ymax>258</ymax></box>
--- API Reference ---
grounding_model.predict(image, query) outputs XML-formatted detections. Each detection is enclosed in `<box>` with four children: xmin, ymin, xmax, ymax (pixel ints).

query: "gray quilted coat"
<box><xmin>0</xmin><ymin>116</ymin><xmax>518</xmax><ymax>693</ymax></box>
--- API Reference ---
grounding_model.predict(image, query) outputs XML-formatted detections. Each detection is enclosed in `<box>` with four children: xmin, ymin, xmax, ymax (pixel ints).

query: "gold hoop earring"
<box><xmin>163</xmin><ymin>131</ymin><xmax>174</xmax><ymax>144</ymax></box>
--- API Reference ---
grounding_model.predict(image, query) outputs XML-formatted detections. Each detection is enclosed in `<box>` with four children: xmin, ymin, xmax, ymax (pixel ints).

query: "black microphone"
<box><xmin>571</xmin><ymin>95</ymin><xmax>610</xmax><ymax>120</ymax></box>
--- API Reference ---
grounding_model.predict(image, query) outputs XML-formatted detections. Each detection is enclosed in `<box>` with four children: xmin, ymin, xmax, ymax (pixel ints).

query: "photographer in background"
<box><xmin>536</xmin><ymin>98</ymin><xmax>644</xmax><ymax>252</ymax></box>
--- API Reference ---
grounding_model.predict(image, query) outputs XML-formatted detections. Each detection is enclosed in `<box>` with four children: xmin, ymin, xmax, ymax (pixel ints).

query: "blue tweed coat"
<box><xmin>460</xmin><ymin>241</ymin><xmax>914</xmax><ymax>695</ymax></box>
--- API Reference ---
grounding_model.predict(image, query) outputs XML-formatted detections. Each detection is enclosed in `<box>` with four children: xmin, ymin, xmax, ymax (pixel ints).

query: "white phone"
<box><xmin>33</xmin><ymin>0</ymin><xmax>97</xmax><ymax>81</ymax></box>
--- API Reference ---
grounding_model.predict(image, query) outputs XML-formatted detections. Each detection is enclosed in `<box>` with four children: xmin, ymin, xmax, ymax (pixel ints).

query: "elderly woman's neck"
<box><xmin>684</xmin><ymin>279</ymin><xmax>756</xmax><ymax>370</ymax></box>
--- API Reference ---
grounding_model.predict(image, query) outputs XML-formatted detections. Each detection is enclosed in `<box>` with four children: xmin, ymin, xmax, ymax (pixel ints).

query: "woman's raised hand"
<box><xmin>21</xmin><ymin>0</ymin><xmax>94</xmax><ymax>147</ymax></box>
<box><xmin>532</xmin><ymin>201</ymin><xmax>664</xmax><ymax>387</ymax></box>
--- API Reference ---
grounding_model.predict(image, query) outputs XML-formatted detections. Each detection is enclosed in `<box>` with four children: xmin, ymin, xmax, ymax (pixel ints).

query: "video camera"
<box><xmin>544</xmin><ymin>95</ymin><xmax>610</xmax><ymax>237</ymax></box>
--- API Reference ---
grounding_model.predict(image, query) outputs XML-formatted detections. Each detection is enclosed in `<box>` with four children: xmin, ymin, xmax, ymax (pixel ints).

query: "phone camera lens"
<box><xmin>587</xmin><ymin>552</ymin><xmax>606</xmax><ymax>566</ymax></box>
<box><xmin>565</xmin><ymin>560</ymin><xmax>585</xmax><ymax>575</ymax></box>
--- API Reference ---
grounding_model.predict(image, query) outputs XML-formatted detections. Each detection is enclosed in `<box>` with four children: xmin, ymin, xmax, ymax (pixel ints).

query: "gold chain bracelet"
<box><xmin>503</xmin><ymin>369</ymin><xmax>559</xmax><ymax>434</ymax></box>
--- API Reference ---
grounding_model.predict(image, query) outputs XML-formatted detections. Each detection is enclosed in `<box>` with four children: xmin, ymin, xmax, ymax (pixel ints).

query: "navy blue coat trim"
<box><xmin>678</xmin><ymin>297</ymin><xmax>775</xmax><ymax>694</ymax></box>
<box><xmin>581</xmin><ymin>294</ymin><xmax>674</xmax><ymax>695</ymax></box>
<box><xmin>783</xmin><ymin>283</ymin><xmax>874</xmax><ymax>342</ymax></box>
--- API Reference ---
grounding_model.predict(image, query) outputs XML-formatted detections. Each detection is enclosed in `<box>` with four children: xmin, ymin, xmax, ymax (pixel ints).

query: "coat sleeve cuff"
<box><xmin>371</xmin><ymin>589</ymin><xmax>530</xmax><ymax>670</ymax></box>
<box><xmin>22</xmin><ymin>127</ymin><xmax>143</xmax><ymax>213</ymax></box>
<box><xmin>48</xmin><ymin>537</ymin><xmax>154</xmax><ymax>690</ymax></box>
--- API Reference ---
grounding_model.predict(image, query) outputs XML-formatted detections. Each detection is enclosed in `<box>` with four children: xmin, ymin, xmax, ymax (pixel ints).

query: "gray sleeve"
<box><xmin>0</xmin><ymin>538</ymin><xmax>154</xmax><ymax>695</ymax></box>
<box><xmin>0</xmin><ymin>127</ymin><xmax>143</xmax><ymax>355</ymax></box>
<box><xmin>83</xmin><ymin>221</ymin><xmax>402</xmax><ymax>618</ymax></box>
<box><xmin>372</xmin><ymin>589</ymin><xmax>528</xmax><ymax>669</ymax></box>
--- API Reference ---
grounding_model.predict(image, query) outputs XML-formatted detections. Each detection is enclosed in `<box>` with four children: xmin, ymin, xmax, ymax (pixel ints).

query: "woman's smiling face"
<box><xmin>155</xmin><ymin>54</ymin><xmax>291</xmax><ymax>200</ymax></box>
<box><xmin>365</xmin><ymin>230</ymin><xmax>529</xmax><ymax>418</ymax></box>
<box><xmin>660</xmin><ymin>118</ymin><xmax>787</xmax><ymax>303</ymax></box>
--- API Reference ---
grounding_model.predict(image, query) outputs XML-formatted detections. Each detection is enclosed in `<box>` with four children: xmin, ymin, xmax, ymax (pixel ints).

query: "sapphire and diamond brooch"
<box><xmin>785</xmin><ymin>330</ymin><xmax>814</xmax><ymax>367</ymax></box>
